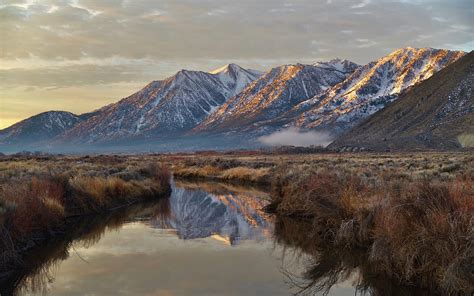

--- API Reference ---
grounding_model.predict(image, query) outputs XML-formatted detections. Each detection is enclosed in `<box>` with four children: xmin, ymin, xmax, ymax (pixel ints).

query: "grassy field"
<box><xmin>168</xmin><ymin>151</ymin><xmax>473</xmax><ymax>185</ymax></box>
<box><xmin>165</xmin><ymin>151</ymin><xmax>474</xmax><ymax>295</ymax></box>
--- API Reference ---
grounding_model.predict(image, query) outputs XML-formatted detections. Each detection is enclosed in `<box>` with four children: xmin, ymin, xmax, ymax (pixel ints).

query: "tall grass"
<box><xmin>266</xmin><ymin>169</ymin><xmax>474</xmax><ymax>294</ymax></box>
<box><xmin>0</xmin><ymin>159</ymin><xmax>171</xmax><ymax>268</ymax></box>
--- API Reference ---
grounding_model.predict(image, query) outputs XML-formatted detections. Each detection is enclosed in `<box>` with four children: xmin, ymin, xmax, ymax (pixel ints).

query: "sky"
<box><xmin>0</xmin><ymin>0</ymin><xmax>473</xmax><ymax>129</ymax></box>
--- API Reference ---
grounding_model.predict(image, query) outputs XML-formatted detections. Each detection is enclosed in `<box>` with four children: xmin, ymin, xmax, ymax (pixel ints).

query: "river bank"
<box><xmin>166</xmin><ymin>151</ymin><xmax>474</xmax><ymax>295</ymax></box>
<box><xmin>0</xmin><ymin>155</ymin><xmax>171</xmax><ymax>284</ymax></box>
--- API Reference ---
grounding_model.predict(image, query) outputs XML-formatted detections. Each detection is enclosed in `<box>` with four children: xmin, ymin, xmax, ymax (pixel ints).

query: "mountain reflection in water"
<box><xmin>0</xmin><ymin>180</ymin><xmax>426</xmax><ymax>296</ymax></box>
<box><xmin>151</xmin><ymin>181</ymin><xmax>272</xmax><ymax>244</ymax></box>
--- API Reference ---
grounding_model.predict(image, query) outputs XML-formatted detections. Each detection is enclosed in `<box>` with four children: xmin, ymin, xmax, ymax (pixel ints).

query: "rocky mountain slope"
<box><xmin>0</xmin><ymin>47</ymin><xmax>469</xmax><ymax>152</ymax></box>
<box><xmin>0</xmin><ymin>111</ymin><xmax>82</xmax><ymax>145</ymax></box>
<box><xmin>296</xmin><ymin>48</ymin><xmax>465</xmax><ymax>131</ymax></box>
<box><xmin>195</xmin><ymin>59</ymin><xmax>359</xmax><ymax>133</ymax></box>
<box><xmin>329</xmin><ymin>50</ymin><xmax>473</xmax><ymax>151</ymax></box>
<box><xmin>60</xmin><ymin>64</ymin><xmax>262</xmax><ymax>143</ymax></box>
<box><xmin>252</xmin><ymin>47</ymin><xmax>466</xmax><ymax>136</ymax></box>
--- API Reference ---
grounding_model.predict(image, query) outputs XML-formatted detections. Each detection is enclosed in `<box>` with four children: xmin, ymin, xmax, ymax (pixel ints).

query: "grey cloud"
<box><xmin>1</xmin><ymin>0</ymin><xmax>472</xmax><ymax>62</ymax></box>
<box><xmin>0</xmin><ymin>0</ymin><xmax>472</xmax><ymax>89</ymax></box>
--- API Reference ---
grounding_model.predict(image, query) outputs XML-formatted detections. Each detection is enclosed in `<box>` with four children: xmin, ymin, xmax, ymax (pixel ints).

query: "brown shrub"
<box><xmin>221</xmin><ymin>167</ymin><xmax>270</xmax><ymax>184</ymax></box>
<box><xmin>268</xmin><ymin>167</ymin><xmax>474</xmax><ymax>294</ymax></box>
<box><xmin>1</xmin><ymin>177</ymin><xmax>66</xmax><ymax>241</ymax></box>
<box><xmin>371</xmin><ymin>180</ymin><xmax>474</xmax><ymax>292</ymax></box>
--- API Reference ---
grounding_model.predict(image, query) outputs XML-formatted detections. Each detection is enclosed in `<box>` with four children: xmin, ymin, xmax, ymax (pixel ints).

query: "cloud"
<box><xmin>351</xmin><ymin>0</ymin><xmax>371</xmax><ymax>9</ymax></box>
<box><xmin>1</xmin><ymin>0</ymin><xmax>472</xmax><ymax>63</ymax></box>
<box><xmin>0</xmin><ymin>0</ymin><xmax>472</xmax><ymax>128</ymax></box>
<box><xmin>258</xmin><ymin>127</ymin><xmax>333</xmax><ymax>147</ymax></box>
<box><xmin>355</xmin><ymin>38</ymin><xmax>378</xmax><ymax>48</ymax></box>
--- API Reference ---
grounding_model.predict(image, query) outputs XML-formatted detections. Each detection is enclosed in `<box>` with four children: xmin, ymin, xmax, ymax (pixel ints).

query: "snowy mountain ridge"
<box><xmin>0</xmin><ymin>111</ymin><xmax>82</xmax><ymax>145</ymax></box>
<box><xmin>0</xmin><ymin>47</ymin><xmax>467</xmax><ymax>152</ymax></box>
<box><xmin>195</xmin><ymin>59</ymin><xmax>360</xmax><ymax>132</ymax></box>
<box><xmin>59</xmin><ymin>64</ymin><xmax>262</xmax><ymax>143</ymax></box>
<box><xmin>292</xmin><ymin>47</ymin><xmax>466</xmax><ymax>134</ymax></box>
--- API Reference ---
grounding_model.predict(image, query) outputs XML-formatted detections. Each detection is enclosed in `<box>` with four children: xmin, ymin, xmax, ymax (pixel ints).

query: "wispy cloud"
<box><xmin>0</xmin><ymin>0</ymin><xmax>472</xmax><ymax>128</ymax></box>
<box><xmin>351</xmin><ymin>0</ymin><xmax>371</xmax><ymax>9</ymax></box>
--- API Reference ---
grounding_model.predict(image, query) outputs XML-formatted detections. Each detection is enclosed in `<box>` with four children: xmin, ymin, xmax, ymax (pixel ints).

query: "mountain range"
<box><xmin>330</xmin><ymin>50</ymin><xmax>473</xmax><ymax>151</ymax></box>
<box><xmin>0</xmin><ymin>47</ymin><xmax>471</xmax><ymax>153</ymax></box>
<box><xmin>195</xmin><ymin>59</ymin><xmax>359</xmax><ymax>133</ymax></box>
<box><xmin>60</xmin><ymin>64</ymin><xmax>262</xmax><ymax>144</ymax></box>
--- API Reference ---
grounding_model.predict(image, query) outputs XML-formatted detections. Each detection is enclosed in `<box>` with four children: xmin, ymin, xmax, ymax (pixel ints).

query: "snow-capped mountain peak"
<box><xmin>59</xmin><ymin>64</ymin><xmax>262</xmax><ymax>143</ymax></box>
<box><xmin>292</xmin><ymin>47</ymin><xmax>466</xmax><ymax>133</ymax></box>
<box><xmin>210</xmin><ymin>63</ymin><xmax>263</xmax><ymax>97</ymax></box>
<box><xmin>195</xmin><ymin>60</ymin><xmax>360</xmax><ymax>132</ymax></box>
<box><xmin>210</xmin><ymin>63</ymin><xmax>243</xmax><ymax>74</ymax></box>
<box><xmin>314</xmin><ymin>58</ymin><xmax>360</xmax><ymax>73</ymax></box>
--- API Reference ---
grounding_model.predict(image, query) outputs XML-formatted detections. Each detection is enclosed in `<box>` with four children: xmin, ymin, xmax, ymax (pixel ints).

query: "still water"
<box><xmin>5</xmin><ymin>181</ymin><xmax>358</xmax><ymax>296</ymax></box>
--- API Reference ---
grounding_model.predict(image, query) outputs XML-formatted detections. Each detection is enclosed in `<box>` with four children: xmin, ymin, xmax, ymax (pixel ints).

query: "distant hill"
<box><xmin>329</xmin><ymin>51</ymin><xmax>474</xmax><ymax>151</ymax></box>
<box><xmin>0</xmin><ymin>111</ymin><xmax>82</xmax><ymax>145</ymax></box>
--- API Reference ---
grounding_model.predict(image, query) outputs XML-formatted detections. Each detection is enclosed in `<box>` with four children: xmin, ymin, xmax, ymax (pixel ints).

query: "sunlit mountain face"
<box><xmin>194</xmin><ymin>59</ymin><xmax>360</xmax><ymax>133</ymax></box>
<box><xmin>58</xmin><ymin>64</ymin><xmax>262</xmax><ymax>144</ymax></box>
<box><xmin>293</xmin><ymin>48</ymin><xmax>466</xmax><ymax>133</ymax></box>
<box><xmin>329</xmin><ymin>50</ymin><xmax>474</xmax><ymax>151</ymax></box>
<box><xmin>194</xmin><ymin>48</ymin><xmax>464</xmax><ymax>138</ymax></box>
<box><xmin>0</xmin><ymin>48</ymin><xmax>468</xmax><ymax>153</ymax></box>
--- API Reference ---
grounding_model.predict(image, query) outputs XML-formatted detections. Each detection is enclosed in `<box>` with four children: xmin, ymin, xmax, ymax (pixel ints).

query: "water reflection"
<box><xmin>0</xmin><ymin>200</ymin><xmax>171</xmax><ymax>295</ymax></box>
<box><xmin>0</xmin><ymin>180</ymin><xmax>426</xmax><ymax>296</ymax></box>
<box><xmin>153</xmin><ymin>180</ymin><xmax>272</xmax><ymax>244</ymax></box>
<box><xmin>0</xmin><ymin>181</ymin><xmax>281</xmax><ymax>296</ymax></box>
<box><xmin>273</xmin><ymin>216</ymin><xmax>439</xmax><ymax>296</ymax></box>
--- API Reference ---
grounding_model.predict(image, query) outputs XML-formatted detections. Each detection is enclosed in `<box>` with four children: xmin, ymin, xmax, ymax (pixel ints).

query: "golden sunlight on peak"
<box><xmin>210</xmin><ymin>234</ymin><xmax>232</xmax><ymax>246</ymax></box>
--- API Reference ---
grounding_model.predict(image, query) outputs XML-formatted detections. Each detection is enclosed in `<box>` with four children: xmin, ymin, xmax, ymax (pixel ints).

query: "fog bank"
<box><xmin>258</xmin><ymin>128</ymin><xmax>333</xmax><ymax>147</ymax></box>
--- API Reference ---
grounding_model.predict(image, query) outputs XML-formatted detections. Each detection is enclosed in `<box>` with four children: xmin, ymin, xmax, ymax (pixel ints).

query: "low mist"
<box><xmin>258</xmin><ymin>127</ymin><xmax>333</xmax><ymax>147</ymax></box>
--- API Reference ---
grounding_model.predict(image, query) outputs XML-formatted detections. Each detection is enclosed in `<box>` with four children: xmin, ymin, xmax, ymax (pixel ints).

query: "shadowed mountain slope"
<box><xmin>0</xmin><ymin>111</ymin><xmax>82</xmax><ymax>145</ymax></box>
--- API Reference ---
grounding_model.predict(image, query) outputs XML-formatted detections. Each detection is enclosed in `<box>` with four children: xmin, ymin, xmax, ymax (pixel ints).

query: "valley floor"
<box><xmin>0</xmin><ymin>151</ymin><xmax>472</xmax><ymax>295</ymax></box>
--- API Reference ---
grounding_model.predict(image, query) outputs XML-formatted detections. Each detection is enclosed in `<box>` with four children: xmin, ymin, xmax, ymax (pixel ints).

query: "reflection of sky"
<box><xmin>24</xmin><ymin>184</ymin><xmax>357</xmax><ymax>296</ymax></box>
<box><xmin>41</xmin><ymin>223</ymin><xmax>295</xmax><ymax>296</ymax></box>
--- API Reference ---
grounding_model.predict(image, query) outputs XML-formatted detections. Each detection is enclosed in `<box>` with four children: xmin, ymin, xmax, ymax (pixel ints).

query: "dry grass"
<box><xmin>167</xmin><ymin>151</ymin><xmax>473</xmax><ymax>185</ymax></box>
<box><xmin>221</xmin><ymin>167</ymin><xmax>270</xmax><ymax>184</ymax></box>
<box><xmin>266</xmin><ymin>166</ymin><xmax>474</xmax><ymax>295</ymax></box>
<box><xmin>169</xmin><ymin>151</ymin><xmax>473</xmax><ymax>294</ymax></box>
<box><xmin>173</xmin><ymin>164</ymin><xmax>271</xmax><ymax>185</ymax></box>
<box><xmin>0</xmin><ymin>156</ymin><xmax>171</xmax><ymax>266</ymax></box>
<box><xmin>1</xmin><ymin>151</ymin><xmax>472</xmax><ymax>294</ymax></box>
